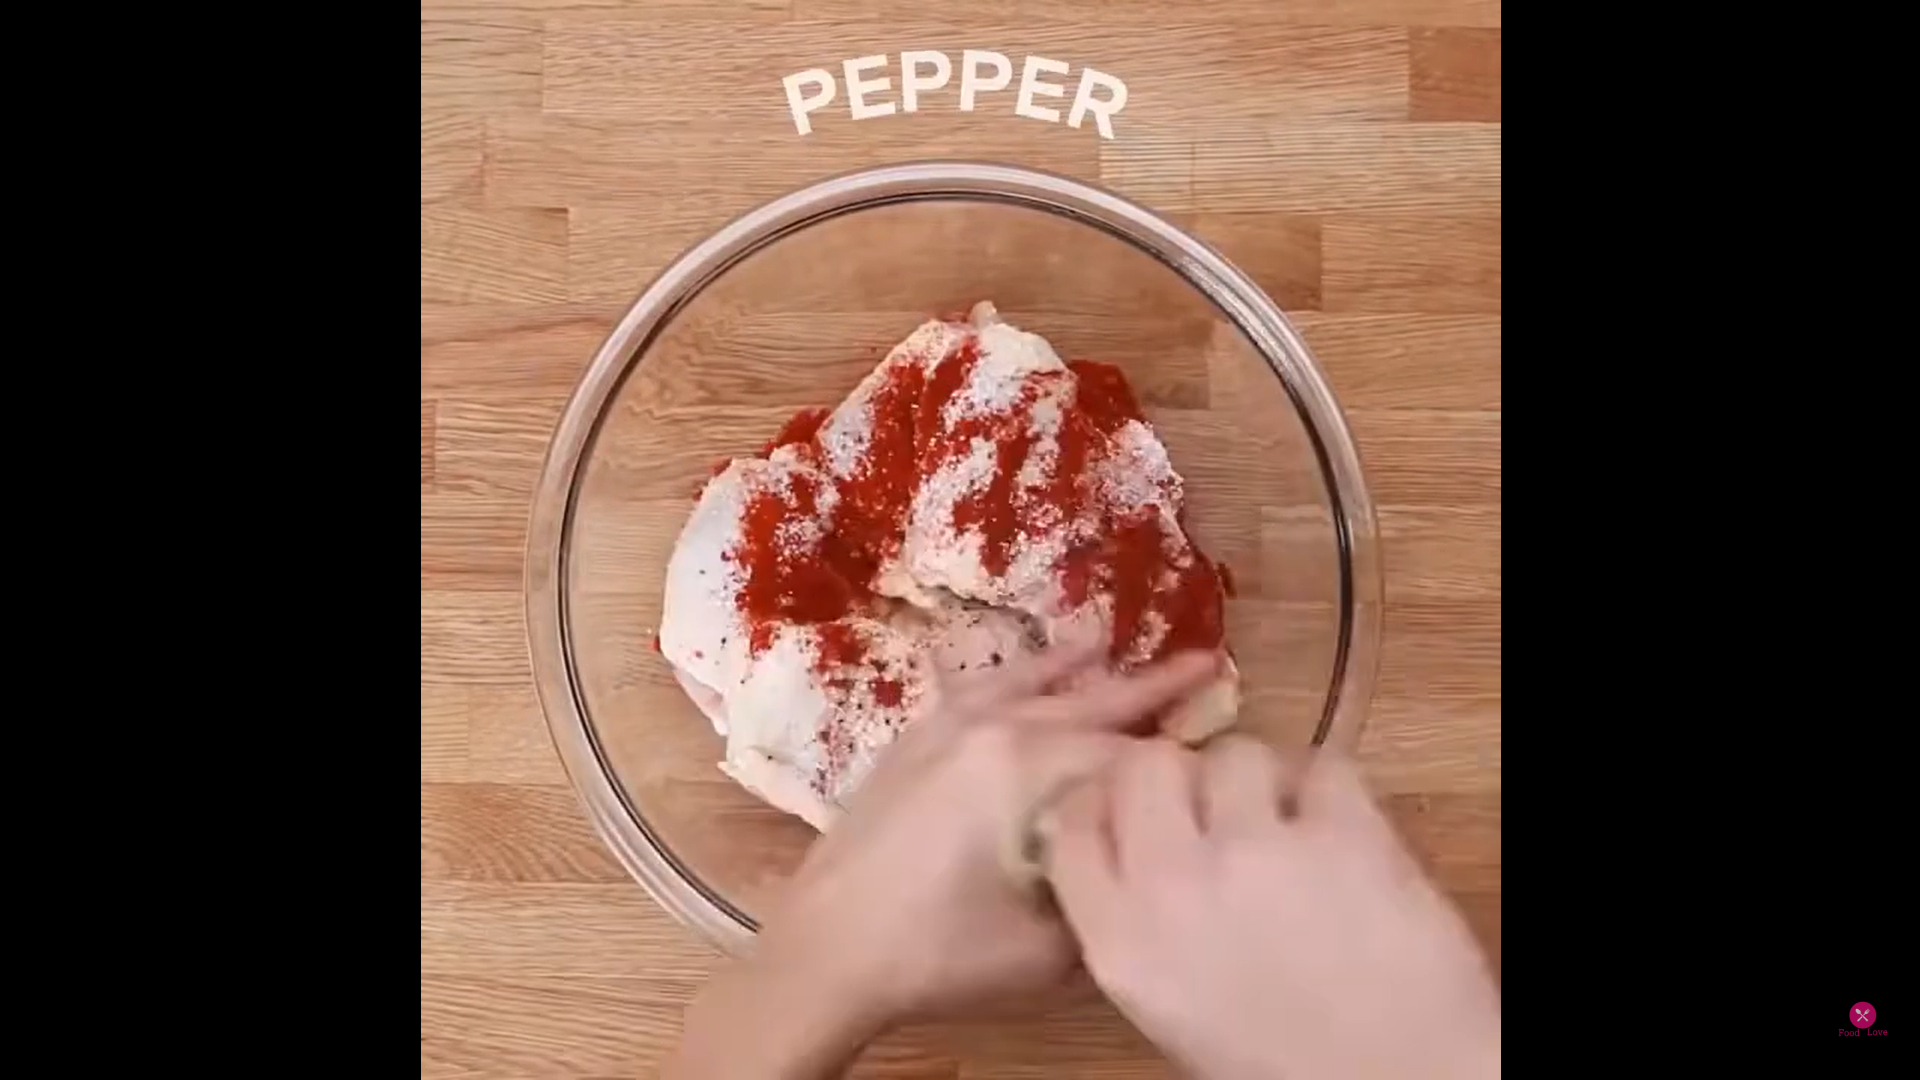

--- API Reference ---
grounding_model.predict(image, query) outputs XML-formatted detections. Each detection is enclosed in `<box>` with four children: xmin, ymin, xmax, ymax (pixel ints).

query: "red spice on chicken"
<box><xmin>657</xmin><ymin>303</ymin><xmax>1237</xmax><ymax>832</ymax></box>
<box><xmin>726</xmin><ymin>318</ymin><xmax>1224</xmax><ymax>679</ymax></box>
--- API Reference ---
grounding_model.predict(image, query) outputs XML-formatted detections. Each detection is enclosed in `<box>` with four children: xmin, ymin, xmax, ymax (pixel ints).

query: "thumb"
<box><xmin>1031</xmin><ymin>776</ymin><xmax>1126</xmax><ymax>956</ymax></box>
<box><xmin>998</xmin><ymin>729</ymin><xmax>1124</xmax><ymax>894</ymax></box>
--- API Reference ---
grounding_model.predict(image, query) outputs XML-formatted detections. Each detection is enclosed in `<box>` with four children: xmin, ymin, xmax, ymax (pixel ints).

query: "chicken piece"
<box><xmin>658</xmin><ymin>302</ymin><xmax>1240</xmax><ymax>832</ymax></box>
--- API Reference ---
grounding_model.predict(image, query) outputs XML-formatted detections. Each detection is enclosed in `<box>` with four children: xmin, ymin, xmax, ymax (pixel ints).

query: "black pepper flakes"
<box><xmin>990</xmin><ymin>651</ymin><xmax>1003</xmax><ymax>666</ymax></box>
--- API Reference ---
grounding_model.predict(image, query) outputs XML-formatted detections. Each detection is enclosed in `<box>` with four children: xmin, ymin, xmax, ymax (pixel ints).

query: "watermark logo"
<box><xmin>1840</xmin><ymin>1001</ymin><xmax>1885</xmax><ymax>1035</ymax></box>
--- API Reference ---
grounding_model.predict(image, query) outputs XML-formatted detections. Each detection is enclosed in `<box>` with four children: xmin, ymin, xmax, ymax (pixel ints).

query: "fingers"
<box><xmin>1283</xmin><ymin>749</ymin><xmax>1431</xmax><ymax>886</ymax></box>
<box><xmin>1108</xmin><ymin>738</ymin><xmax>1204</xmax><ymax>877</ymax></box>
<box><xmin>1000</xmin><ymin>730</ymin><xmax>1132</xmax><ymax>893</ymax></box>
<box><xmin>976</xmin><ymin>624</ymin><xmax>1107</xmax><ymax>704</ymax></box>
<box><xmin>1022</xmin><ymin>650</ymin><xmax>1222</xmax><ymax>733</ymax></box>
<box><xmin>1291</xmin><ymin>749</ymin><xmax>1396</xmax><ymax>840</ymax></box>
<box><xmin>1188</xmin><ymin>742</ymin><xmax>1396</xmax><ymax>844</ymax></box>
<box><xmin>1034</xmin><ymin>775</ymin><xmax>1124</xmax><ymax>948</ymax></box>
<box><xmin>1198</xmin><ymin>734</ymin><xmax>1286</xmax><ymax>833</ymax></box>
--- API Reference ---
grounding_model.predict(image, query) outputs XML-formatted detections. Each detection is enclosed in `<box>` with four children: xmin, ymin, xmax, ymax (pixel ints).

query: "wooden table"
<box><xmin>422</xmin><ymin>2</ymin><xmax>1500</xmax><ymax>1075</ymax></box>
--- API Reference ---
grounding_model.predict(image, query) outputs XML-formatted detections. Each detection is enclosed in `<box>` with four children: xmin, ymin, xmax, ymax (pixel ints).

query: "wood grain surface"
<box><xmin>422</xmin><ymin>2</ymin><xmax>1500</xmax><ymax>1077</ymax></box>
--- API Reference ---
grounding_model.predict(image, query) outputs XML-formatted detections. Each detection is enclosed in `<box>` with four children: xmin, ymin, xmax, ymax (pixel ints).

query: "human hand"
<box><xmin>1040</xmin><ymin>736</ymin><xmax>1501</xmax><ymax>1080</ymax></box>
<box><xmin>763</xmin><ymin>634</ymin><xmax>1221</xmax><ymax>1024</ymax></box>
<box><xmin>664</xmin><ymin>635</ymin><xmax>1221</xmax><ymax>1080</ymax></box>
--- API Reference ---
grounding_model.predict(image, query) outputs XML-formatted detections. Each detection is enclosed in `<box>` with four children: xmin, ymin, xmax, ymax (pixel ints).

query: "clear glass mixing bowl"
<box><xmin>525</xmin><ymin>162</ymin><xmax>1381</xmax><ymax>954</ymax></box>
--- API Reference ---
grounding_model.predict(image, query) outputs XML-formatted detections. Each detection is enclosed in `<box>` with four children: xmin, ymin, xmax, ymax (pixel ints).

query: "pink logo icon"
<box><xmin>1851</xmin><ymin>1002</ymin><xmax>1876</xmax><ymax>1029</ymax></box>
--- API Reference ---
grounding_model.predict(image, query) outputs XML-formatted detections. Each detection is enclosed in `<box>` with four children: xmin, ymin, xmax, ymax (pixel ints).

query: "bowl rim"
<box><xmin>524</xmin><ymin>159</ymin><xmax>1383</xmax><ymax>955</ymax></box>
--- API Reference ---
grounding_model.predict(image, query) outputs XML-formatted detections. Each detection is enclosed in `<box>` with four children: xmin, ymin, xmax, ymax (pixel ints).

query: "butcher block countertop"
<box><xmin>421</xmin><ymin>2</ymin><xmax>1500</xmax><ymax>1076</ymax></box>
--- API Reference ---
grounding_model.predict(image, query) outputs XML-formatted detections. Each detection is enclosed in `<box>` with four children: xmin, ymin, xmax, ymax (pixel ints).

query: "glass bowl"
<box><xmin>525</xmin><ymin>161</ymin><xmax>1381</xmax><ymax>954</ymax></box>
